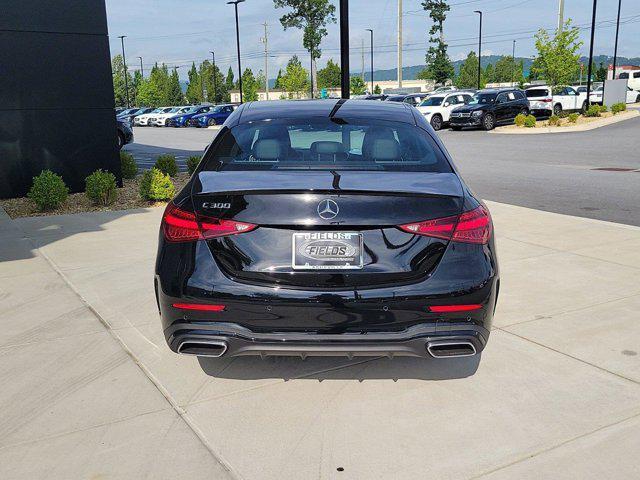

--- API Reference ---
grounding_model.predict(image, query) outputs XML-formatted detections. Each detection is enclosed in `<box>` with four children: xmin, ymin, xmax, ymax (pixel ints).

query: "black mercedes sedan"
<box><xmin>155</xmin><ymin>100</ymin><xmax>499</xmax><ymax>360</ymax></box>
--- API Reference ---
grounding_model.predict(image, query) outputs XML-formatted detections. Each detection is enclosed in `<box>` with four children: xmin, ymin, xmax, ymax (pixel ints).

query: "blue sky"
<box><xmin>106</xmin><ymin>0</ymin><xmax>640</xmax><ymax>79</ymax></box>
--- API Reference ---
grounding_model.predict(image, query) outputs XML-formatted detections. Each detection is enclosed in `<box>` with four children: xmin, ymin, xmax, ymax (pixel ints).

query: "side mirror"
<box><xmin>443</xmin><ymin>102</ymin><xmax>450</xmax><ymax>107</ymax></box>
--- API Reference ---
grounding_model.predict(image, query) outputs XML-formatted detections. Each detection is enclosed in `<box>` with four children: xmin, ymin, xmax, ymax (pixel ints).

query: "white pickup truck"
<box><xmin>525</xmin><ymin>86</ymin><xmax>588</xmax><ymax>117</ymax></box>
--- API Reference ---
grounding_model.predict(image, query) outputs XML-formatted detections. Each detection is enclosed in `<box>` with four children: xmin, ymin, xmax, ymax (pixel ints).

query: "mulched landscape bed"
<box><xmin>0</xmin><ymin>173</ymin><xmax>190</xmax><ymax>219</ymax></box>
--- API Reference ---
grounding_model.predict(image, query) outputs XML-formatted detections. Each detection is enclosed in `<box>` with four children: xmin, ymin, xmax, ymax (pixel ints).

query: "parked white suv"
<box><xmin>149</xmin><ymin>106</ymin><xmax>190</xmax><ymax>127</ymax></box>
<box><xmin>525</xmin><ymin>85</ymin><xmax>587</xmax><ymax>116</ymax></box>
<box><xmin>416</xmin><ymin>92</ymin><xmax>474</xmax><ymax>130</ymax></box>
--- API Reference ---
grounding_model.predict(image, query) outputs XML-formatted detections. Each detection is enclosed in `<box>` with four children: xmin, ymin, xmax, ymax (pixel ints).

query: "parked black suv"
<box><xmin>449</xmin><ymin>88</ymin><xmax>530</xmax><ymax>130</ymax></box>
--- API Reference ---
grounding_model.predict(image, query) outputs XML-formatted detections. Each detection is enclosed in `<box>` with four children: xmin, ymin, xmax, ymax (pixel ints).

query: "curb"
<box><xmin>491</xmin><ymin>109</ymin><xmax>639</xmax><ymax>135</ymax></box>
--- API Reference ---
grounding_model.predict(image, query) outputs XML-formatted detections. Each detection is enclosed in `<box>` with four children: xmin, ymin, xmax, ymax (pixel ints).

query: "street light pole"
<box><xmin>366</xmin><ymin>29</ymin><xmax>374</xmax><ymax>94</ymax></box>
<box><xmin>310</xmin><ymin>47</ymin><xmax>314</xmax><ymax>99</ymax></box>
<box><xmin>612</xmin><ymin>0</ymin><xmax>622</xmax><ymax>79</ymax></box>
<box><xmin>586</xmin><ymin>0</ymin><xmax>597</xmax><ymax>106</ymax></box>
<box><xmin>474</xmin><ymin>11</ymin><xmax>482</xmax><ymax>90</ymax></box>
<box><xmin>138</xmin><ymin>56</ymin><xmax>144</xmax><ymax>77</ymax></box>
<box><xmin>118</xmin><ymin>35</ymin><xmax>130</xmax><ymax>108</ymax></box>
<box><xmin>227</xmin><ymin>0</ymin><xmax>245</xmax><ymax>103</ymax></box>
<box><xmin>339</xmin><ymin>0</ymin><xmax>350</xmax><ymax>99</ymax></box>
<box><xmin>511</xmin><ymin>40</ymin><xmax>516</xmax><ymax>86</ymax></box>
<box><xmin>210</xmin><ymin>51</ymin><xmax>217</xmax><ymax>103</ymax></box>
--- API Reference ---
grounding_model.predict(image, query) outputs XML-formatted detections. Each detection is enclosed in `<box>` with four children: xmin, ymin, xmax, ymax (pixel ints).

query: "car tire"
<box><xmin>520</xmin><ymin>107</ymin><xmax>529</xmax><ymax>116</ymax></box>
<box><xmin>482</xmin><ymin>113</ymin><xmax>495</xmax><ymax>131</ymax></box>
<box><xmin>553</xmin><ymin>103</ymin><xmax>562</xmax><ymax>116</ymax></box>
<box><xmin>430</xmin><ymin>114</ymin><xmax>443</xmax><ymax>131</ymax></box>
<box><xmin>207</xmin><ymin>118</ymin><xmax>217</xmax><ymax>127</ymax></box>
<box><xmin>117</xmin><ymin>132</ymin><xmax>125</xmax><ymax>150</ymax></box>
<box><xmin>636</xmin><ymin>95</ymin><xmax>640</xmax><ymax>103</ymax></box>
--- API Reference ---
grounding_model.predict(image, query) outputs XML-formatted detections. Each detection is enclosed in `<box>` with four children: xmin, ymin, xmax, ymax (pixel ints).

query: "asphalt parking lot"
<box><xmin>126</xmin><ymin>115</ymin><xmax>640</xmax><ymax>226</ymax></box>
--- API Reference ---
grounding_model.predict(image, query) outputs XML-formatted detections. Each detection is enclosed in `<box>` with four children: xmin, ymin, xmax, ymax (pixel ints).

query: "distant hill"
<box><xmin>356</xmin><ymin>55</ymin><xmax>640</xmax><ymax>82</ymax></box>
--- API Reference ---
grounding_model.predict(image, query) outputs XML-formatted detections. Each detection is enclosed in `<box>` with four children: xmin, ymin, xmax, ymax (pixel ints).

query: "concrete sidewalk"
<box><xmin>1</xmin><ymin>202</ymin><xmax>640</xmax><ymax>479</ymax></box>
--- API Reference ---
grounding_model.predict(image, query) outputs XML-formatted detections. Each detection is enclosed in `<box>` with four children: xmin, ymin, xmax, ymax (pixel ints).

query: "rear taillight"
<box><xmin>398</xmin><ymin>206</ymin><xmax>491</xmax><ymax>244</ymax></box>
<box><xmin>541</xmin><ymin>98</ymin><xmax>552</xmax><ymax>102</ymax></box>
<box><xmin>162</xmin><ymin>203</ymin><xmax>256</xmax><ymax>242</ymax></box>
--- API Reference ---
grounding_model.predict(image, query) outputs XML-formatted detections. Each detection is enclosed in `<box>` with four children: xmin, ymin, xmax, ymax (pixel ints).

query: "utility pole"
<box><xmin>138</xmin><ymin>56</ymin><xmax>144</xmax><ymax>78</ymax></box>
<box><xmin>310</xmin><ymin>48</ymin><xmax>314</xmax><ymax>99</ymax></box>
<box><xmin>511</xmin><ymin>40</ymin><xmax>516</xmax><ymax>86</ymax></box>
<box><xmin>474</xmin><ymin>11</ymin><xmax>482</xmax><ymax>90</ymax></box>
<box><xmin>557</xmin><ymin>0</ymin><xmax>565</xmax><ymax>31</ymax></box>
<box><xmin>118</xmin><ymin>35</ymin><xmax>129</xmax><ymax>108</ymax></box>
<box><xmin>397</xmin><ymin>0</ymin><xmax>403</xmax><ymax>88</ymax></box>
<box><xmin>210</xmin><ymin>51</ymin><xmax>217</xmax><ymax>102</ymax></box>
<box><xmin>586</xmin><ymin>0</ymin><xmax>598</xmax><ymax>106</ymax></box>
<box><xmin>612</xmin><ymin>0</ymin><xmax>622</xmax><ymax>79</ymax></box>
<box><xmin>366</xmin><ymin>29</ymin><xmax>374</xmax><ymax>94</ymax></box>
<box><xmin>227</xmin><ymin>0</ymin><xmax>245</xmax><ymax>103</ymax></box>
<box><xmin>339</xmin><ymin>0</ymin><xmax>350</xmax><ymax>99</ymax></box>
<box><xmin>260</xmin><ymin>22</ymin><xmax>269</xmax><ymax>100</ymax></box>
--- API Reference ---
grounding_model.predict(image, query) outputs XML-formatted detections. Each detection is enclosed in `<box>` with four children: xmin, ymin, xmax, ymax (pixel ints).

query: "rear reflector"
<box><xmin>428</xmin><ymin>304</ymin><xmax>482</xmax><ymax>313</ymax></box>
<box><xmin>399</xmin><ymin>206</ymin><xmax>491</xmax><ymax>244</ymax></box>
<box><xmin>162</xmin><ymin>203</ymin><xmax>256</xmax><ymax>242</ymax></box>
<box><xmin>172</xmin><ymin>303</ymin><xmax>226</xmax><ymax>312</ymax></box>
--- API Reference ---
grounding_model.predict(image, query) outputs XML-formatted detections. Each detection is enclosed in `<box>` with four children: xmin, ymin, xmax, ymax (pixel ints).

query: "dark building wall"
<box><xmin>0</xmin><ymin>0</ymin><xmax>120</xmax><ymax>198</ymax></box>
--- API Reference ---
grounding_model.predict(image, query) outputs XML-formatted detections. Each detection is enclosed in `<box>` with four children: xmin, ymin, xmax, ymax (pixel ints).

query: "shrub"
<box><xmin>187</xmin><ymin>156</ymin><xmax>200</xmax><ymax>175</ymax></box>
<box><xmin>585</xmin><ymin>105</ymin><xmax>601</xmax><ymax>117</ymax></box>
<box><xmin>611</xmin><ymin>102</ymin><xmax>626</xmax><ymax>115</ymax></box>
<box><xmin>524</xmin><ymin>115</ymin><xmax>537</xmax><ymax>128</ymax></box>
<box><xmin>120</xmin><ymin>151</ymin><xmax>138</xmax><ymax>179</ymax></box>
<box><xmin>568</xmin><ymin>113</ymin><xmax>579</xmax><ymax>123</ymax></box>
<box><xmin>139</xmin><ymin>168</ymin><xmax>175</xmax><ymax>201</ymax></box>
<box><xmin>548</xmin><ymin>115</ymin><xmax>561</xmax><ymax>126</ymax></box>
<box><xmin>598</xmin><ymin>104</ymin><xmax>608</xmax><ymax>113</ymax></box>
<box><xmin>28</xmin><ymin>170</ymin><xmax>69</xmax><ymax>211</ymax></box>
<box><xmin>154</xmin><ymin>154</ymin><xmax>178</xmax><ymax>177</ymax></box>
<box><xmin>85</xmin><ymin>169</ymin><xmax>117</xmax><ymax>206</ymax></box>
<box><xmin>514</xmin><ymin>113</ymin><xmax>526</xmax><ymax>127</ymax></box>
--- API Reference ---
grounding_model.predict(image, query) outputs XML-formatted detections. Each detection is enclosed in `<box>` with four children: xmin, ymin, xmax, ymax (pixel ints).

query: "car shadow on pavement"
<box><xmin>198</xmin><ymin>354</ymin><xmax>481</xmax><ymax>381</ymax></box>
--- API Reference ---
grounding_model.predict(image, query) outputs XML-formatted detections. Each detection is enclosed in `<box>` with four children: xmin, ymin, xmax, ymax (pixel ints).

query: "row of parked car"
<box><xmin>116</xmin><ymin>104</ymin><xmax>239</xmax><ymax>129</ymax></box>
<box><xmin>377</xmin><ymin>84</ymin><xmax>640</xmax><ymax>131</ymax></box>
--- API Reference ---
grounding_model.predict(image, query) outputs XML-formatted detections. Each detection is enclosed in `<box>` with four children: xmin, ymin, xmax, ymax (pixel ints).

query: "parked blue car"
<box><xmin>166</xmin><ymin>105</ymin><xmax>213</xmax><ymax>127</ymax></box>
<box><xmin>187</xmin><ymin>104</ymin><xmax>237</xmax><ymax>127</ymax></box>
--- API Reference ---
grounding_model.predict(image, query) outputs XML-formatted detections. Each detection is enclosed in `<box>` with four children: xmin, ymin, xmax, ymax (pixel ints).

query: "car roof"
<box><xmin>237</xmin><ymin>99</ymin><xmax>416</xmax><ymax>124</ymax></box>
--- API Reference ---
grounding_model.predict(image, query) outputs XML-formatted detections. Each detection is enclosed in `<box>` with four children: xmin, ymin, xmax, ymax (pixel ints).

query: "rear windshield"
<box><xmin>201</xmin><ymin>118</ymin><xmax>452</xmax><ymax>173</ymax></box>
<box><xmin>619</xmin><ymin>73</ymin><xmax>629</xmax><ymax>79</ymax></box>
<box><xmin>526</xmin><ymin>89</ymin><xmax>550</xmax><ymax>98</ymax></box>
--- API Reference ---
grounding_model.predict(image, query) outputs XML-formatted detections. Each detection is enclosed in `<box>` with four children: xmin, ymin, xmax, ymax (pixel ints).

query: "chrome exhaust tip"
<box><xmin>177</xmin><ymin>340</ymin><xmax>228</xmax><ymax>357</ymax></box>
<box><xmin>427</xmin><ymin>340</ymin><xmax>477</xmax><ymax>358</ymax></box>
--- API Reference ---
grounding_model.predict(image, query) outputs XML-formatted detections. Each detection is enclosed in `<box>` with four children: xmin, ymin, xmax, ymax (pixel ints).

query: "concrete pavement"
<box><xmin>2</xmin><ymin>202</ymin><xmax>640</xmax><ymax>479</ymax></box>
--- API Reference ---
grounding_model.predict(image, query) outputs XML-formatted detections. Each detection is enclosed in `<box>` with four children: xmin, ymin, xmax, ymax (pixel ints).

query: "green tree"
<box><xmin>350</xmin><ymin>76</ymin><xmax>366</xmax><ymax>95</ymax></box>
<box><xmin>280</xmin><ymin>55</ymin><xmax>309</xmax><ymax>99</ymax></box>
<box><xmin>166</xmin><ymin>68</ymin><xmax>184</xmax><ymax>105</ymax></box>
<box><xmin>532</xmin><ymin>19</ymin><xmax>583</xmax><ymax>87</ymax></box>
<box><xmin>493</xmin><ymin>56</ymin><xmax>524</xmax><ymax>84</ymax></box>
<box><xmin>226</xmin><ymin>67</ymin><xmax>236</xmax><ymax>91</ymax></box>
<box><xmin>595</xmin><ymin>62</ymin><xmax>608</xmax><ymax>82</ymax></box>
<box><xmin>185</xmin><ymin>62</ymin><xmax>202</xmax><ymax>104</ymax></box>
<box><xmin>456</xmin><ymin>51</ymin><xmax>482</xmax><ymax>88</ymax></box>
<box><xmin>132</xmin><ymin>70</ymin><xmax>143</xmax><ymax>105</ymax></box>
<box><xmin>317</xmin><ymin>59</ymin><xmax>341</xmax><ymax>89</ymax></box>
<box><xmin>242</xmin><ymin>68</ymin><xmax>259</xmax><ymax>102</ymax></box>
<box><xmin>137</xmin><ymin>63</ymin><xmax>169</xmax><ymax>106</ymax></box>
<box><xmin>420</xmin><ymin>0</ymin><xmax>454</xmax><ymax>84</ymax></box>
<box><xmin>484</xmin><ymin>63</ymin><xmax>495</xmax><ymax>84</ymax></box>
<box><xmin>112</xmin><ymin>55</ymin><xmax>134</xmax><ymax>107</ymax></box>
<box><xmin>274</xmin><ymin>69</ymin><xmax>283</xmax><ymax>89</ymax></box>
<box><xmin>274</xmin><ymin>0</ymin><xmax>336</xmax><ymax>95</ymax></box>
<box><xmin>373</xmin><ymin>84</ymin><xmax>381</xmax><ymax>94</ymax></box>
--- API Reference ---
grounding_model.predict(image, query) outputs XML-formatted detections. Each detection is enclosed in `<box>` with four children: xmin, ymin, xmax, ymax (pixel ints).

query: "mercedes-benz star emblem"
<box><xmin>317</xmin><ymin>199</ymin><xmax>339</xmax><ymax>220</ymax></box>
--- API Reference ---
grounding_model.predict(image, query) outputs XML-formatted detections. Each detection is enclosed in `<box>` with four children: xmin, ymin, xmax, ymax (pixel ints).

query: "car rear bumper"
<box><xmin>165</xmin><ymin>321</ymin><xmax>489</xmax><ymax>358</ymax></box>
